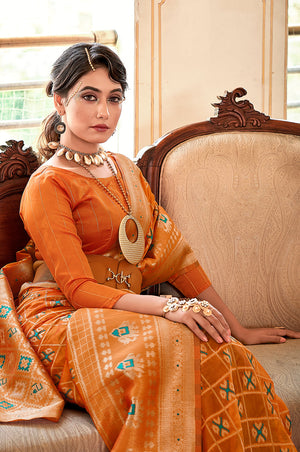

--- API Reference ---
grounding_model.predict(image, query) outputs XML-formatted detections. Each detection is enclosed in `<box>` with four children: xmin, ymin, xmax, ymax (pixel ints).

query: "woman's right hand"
<box><xmin>163</xmin><ymin>298</ymin><xmax>232</xmax><ymax>344</ymax></box>
<box><xmin>114</xmin><ymin>293</ymin><xmax>231</xmax><ymax>343</ymax></box>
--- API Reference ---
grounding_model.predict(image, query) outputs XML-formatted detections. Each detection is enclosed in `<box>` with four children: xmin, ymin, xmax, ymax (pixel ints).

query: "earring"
<box><xmin>48</xmin><ymin>116</ymin><xmax>66</xmax><ymax>150</ymax></box>
<box><xmin>54</xmin><ymin>121</ymin><xmax>66</xmax><ymax>135</ymax></box>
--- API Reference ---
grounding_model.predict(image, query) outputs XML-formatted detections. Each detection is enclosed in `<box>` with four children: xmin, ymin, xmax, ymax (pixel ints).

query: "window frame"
<box><xmin>0</xmin><ymin>31</ymin><xmax>117</xmax><ymax>132</ymax></box>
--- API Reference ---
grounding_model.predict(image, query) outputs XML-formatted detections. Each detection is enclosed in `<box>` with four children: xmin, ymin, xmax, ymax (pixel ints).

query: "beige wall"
<box><xmin>135</xmin><ymin>0</ymin><xmax>288</xmax><ymax>153</ymax></box>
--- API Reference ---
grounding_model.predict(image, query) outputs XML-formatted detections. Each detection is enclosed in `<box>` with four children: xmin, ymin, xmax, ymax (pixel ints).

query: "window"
<box><xmin>0</xmin><ymin>0</ymin><xmax>134</xmax><ymax>157</ymax></box>
<box><xmin>287</xmin><ymin>0</ymin><xmax>300</xmax><ymax>122</ymax></box>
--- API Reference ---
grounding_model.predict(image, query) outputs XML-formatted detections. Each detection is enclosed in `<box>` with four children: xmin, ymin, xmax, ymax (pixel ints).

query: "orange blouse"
<box><xmin>20</xmin><ymin>154</ymin><xmax>211</xmax><ymax>309</ymax></box>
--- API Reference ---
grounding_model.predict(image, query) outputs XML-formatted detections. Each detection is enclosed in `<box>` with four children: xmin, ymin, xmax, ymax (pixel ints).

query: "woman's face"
<box><xmin>55</xmin><ymin>67</ymin><xmax>124</xmax><ymax>148</ymax></box>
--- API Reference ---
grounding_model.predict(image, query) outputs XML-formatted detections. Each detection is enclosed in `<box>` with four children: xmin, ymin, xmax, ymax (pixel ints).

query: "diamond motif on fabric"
<box><xmin>223</xmin><ymin>349</ymin><xmax>232</xmax><ymax>364</ymax></box>
<box><xmin>243</xmin><ymin>370</ymin><xmax>257</xmax><ymax>390</ymax></box>
<box><xmin>219</xmin><ymin>379</ymin><xmax>235</xmax><ymax>401</ymax></box>
<box><xmin>0</xmin><ymin>400</ymin><xmax>14</xmax><ymax>409</ymax></box>
<box><xmin>212</xmin><ymin>416</ymin><xmax>230</xmax><ymax>437</ymax></box>
<box><xmin>18</xmin><ymin>355</ymin><xmax>33</xmax><ymax>372</ymax></box>
<box><xmin>264</xmin><ymin>381</ymin><xmax>274</xmax><ymax>400</ymax></box>
<box><xmin>285</xmin><ymin>415</ymin><xmax>292</xmax><ymax>432</ymax></box>
<box><xmin>0</xmin><ymin>305</ymin><xmax>12</xmax><ymax>319</ymax></box>
<box><xmin>252</xmin><ymin>422</ymin><xmax>268</xmax><ymax>443</ymax></box>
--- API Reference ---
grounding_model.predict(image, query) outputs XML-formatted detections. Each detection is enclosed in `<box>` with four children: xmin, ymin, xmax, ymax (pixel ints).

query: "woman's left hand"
<box><xmin>235</xmin><ymin>326</ymin><xmax>300</xmax><ymax>345</ymax></box>
<box><xmin>197</xmin><ymin>286</ymin><xmax>300</xmax><ymax>346</ymax></box>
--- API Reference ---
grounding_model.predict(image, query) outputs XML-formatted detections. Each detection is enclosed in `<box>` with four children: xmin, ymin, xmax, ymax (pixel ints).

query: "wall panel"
<box><xmin>135</xmin><ymin>0</ymin><xmax>287</xmax><ymax>153</ymax></box>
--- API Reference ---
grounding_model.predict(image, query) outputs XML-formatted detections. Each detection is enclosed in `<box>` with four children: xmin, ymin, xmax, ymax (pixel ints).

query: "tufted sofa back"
<box><xmin>159</xmin><ymin>131</ymin><xmax>299</xmax><ymax>329</ymax></box>
<box><xmin>137</xmin><ymin>88</ymin><xmax>300</xmax><ymax>330</ymax></box>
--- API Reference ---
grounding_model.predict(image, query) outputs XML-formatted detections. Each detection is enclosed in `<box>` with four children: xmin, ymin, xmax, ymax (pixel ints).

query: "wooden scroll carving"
<box><xmin>210</xmin><ymin>87</ymin><xmax>270</xmax><ymax>128</ymax></box>
<box><xmin>0</xmin><ymin>141</ymin><xmax>39</xmax><ymax>267</ymax></box>
<box><xmin>0</xmin><ymin>140</ymin><xmax>39</xmax><ymax>183</ymax></box>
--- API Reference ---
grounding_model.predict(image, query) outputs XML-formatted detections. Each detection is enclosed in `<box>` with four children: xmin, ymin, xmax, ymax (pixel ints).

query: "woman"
<box><xmin>14</xmin><ymin>43</ymin><xmax>299</xmax><ymax>450</ymax></box>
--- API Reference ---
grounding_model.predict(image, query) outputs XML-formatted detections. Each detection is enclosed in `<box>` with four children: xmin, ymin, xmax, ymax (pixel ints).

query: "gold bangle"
<box><xmin>162</xmin><ymin>297</ymin><xmax>213</xmax><ymax>317</ymax></box>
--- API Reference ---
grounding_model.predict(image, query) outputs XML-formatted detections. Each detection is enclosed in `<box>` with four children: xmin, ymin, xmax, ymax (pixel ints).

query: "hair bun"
<box><xmin>46</xmin><ymin>81</ymin><xmax>54</xmax><ymax>96</ymax></box>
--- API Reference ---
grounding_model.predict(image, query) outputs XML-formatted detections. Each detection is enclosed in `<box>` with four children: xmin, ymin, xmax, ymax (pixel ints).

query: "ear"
<box><xmin>53</xmin><ymin>93</ymin><xmax>66</xmax><ymax>116</ymax></box>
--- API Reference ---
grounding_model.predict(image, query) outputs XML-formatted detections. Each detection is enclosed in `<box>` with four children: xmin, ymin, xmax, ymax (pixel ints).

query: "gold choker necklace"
<box><xmin>56</xmin><ymin>145</ymin><xmax>107</xmax><ymax>167</ymax></box>
<box><xmin>57</xmin><ymin>145</ymin><xmax>145</xmax><ymax>265</ymax></box>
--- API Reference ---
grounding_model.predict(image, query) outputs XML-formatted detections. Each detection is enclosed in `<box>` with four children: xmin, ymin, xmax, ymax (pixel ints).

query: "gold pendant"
<box><xmin>118</xmin><ymin>215</ymin><xmax>145</xmax><ymax>265</ymax></box>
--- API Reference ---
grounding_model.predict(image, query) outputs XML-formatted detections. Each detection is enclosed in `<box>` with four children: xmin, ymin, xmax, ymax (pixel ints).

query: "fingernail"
<box><xmin>280</xmin><ymin>337</ymin><xmax>286</xmax><ymax>343</ymax></box>
<box><xmin>217</xmin><ymin>337</ymin><xmax>223</xmax><ymax>343</ymax></box>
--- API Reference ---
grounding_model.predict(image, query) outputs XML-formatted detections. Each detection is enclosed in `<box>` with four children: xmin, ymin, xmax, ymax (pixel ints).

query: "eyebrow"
<box><xmin>79</xmin><ymin>85</ymin><xmax>123</xmax><ymax>94</ymax></box>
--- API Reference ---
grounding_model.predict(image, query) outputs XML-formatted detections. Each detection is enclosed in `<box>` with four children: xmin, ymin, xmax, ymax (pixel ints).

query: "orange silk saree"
<box><xmin>0</xmin><ymin>154</ymin><xmax>296</xmax><ymax>450</ymax></box>
<box><xmin>0</xmin><ymin>258</ymin><xmax>295</xmax><ymax>451</ymax></box>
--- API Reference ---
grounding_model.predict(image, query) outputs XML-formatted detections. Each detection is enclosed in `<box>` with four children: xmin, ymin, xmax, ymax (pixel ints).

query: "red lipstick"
<box><xmin>92</xmin><ymin>124</ymin><xmax>109</xmax><ymax>130</ymax></box>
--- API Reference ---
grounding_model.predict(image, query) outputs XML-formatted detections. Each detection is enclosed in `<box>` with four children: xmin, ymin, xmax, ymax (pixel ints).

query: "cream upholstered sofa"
<box><xmin>137</xmin><ymin>87</ymin><xmax>300</xmax><ymax>449</ymax></box>
<box><xmin>0</xmin><ymin>87</ymin><xmax>299</xmax><ymax>450</ymax></box>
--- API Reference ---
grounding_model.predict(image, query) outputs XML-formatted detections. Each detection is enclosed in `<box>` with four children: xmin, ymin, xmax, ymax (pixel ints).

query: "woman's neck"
<box><xmin>59</xmin><ymin>139</ymin><xmax>100</xmax><ymax>155</ymax></box>
<box><xmin>43</xmin><ymin>153</ymin><xmax>115</xmax><ymax>179</ymax></box>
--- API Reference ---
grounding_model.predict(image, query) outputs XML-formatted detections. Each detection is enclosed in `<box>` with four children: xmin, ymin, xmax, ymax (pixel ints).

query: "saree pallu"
<box><xmin>16</xmin><ymin>284</ymin><xmax>295</xmax><ymax>452</ymax></box>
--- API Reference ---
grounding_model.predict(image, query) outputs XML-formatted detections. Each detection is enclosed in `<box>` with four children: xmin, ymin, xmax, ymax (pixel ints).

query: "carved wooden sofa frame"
<box><xmin>0</xmin><ymin>87</ymin><xmax>299</xmax><ymax>450</ymax></box>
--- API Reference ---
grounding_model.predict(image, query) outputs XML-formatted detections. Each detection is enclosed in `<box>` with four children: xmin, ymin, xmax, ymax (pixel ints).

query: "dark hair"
<box><xmin>37</xmin><ymin>42</ymin><xmax>128</xmax><ymax>159</ymax></box>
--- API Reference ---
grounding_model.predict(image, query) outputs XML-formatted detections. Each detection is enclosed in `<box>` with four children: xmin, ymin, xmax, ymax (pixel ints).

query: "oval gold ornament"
<box><xmin>94</xmin><ymin>155</ymin><xmax>104</xmax><ymax>166</ymax></box>
<box><xmin>74</xmin><ymin>153</ymin><xmax>81</xmax><ymax>163</ymax></box>
<box><xmin>84</xmin><ymin>155</ymin><xmax>92</xmax><ymax>165</ymax></box>
<box><xmin>118</xmin><ymin>215</ymin><xmax>144</xmax><ymax>265</ymax></box>
<box><xmin>56</xmin><ymin>148</ymin><xmax>65</xmax><ymax>157</ymax></box>
<box><xmin>48</xmin><ymin>141</ymin><xmax>59</xmax><ymax>150</ymax></box>
<box><xmin>203</xmin><ymin>307</ymin><xmax>213</xmax><ymax>316</ymax></box>
<box><xmin>65</xmin><ymin>151</ymin><xmax>73</xmax><ymax>161</ymax></box>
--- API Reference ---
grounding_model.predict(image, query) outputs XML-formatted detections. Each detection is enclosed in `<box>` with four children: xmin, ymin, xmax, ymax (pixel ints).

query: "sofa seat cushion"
<box><xmin>247</xmin><ymin>339</ymin><xmax>300</xmax><ymax>449</ymax></box>
<box><xmin>1</xmin><ymin>407</ymin><xmax>108</xmax><ymax>452</ymax></box>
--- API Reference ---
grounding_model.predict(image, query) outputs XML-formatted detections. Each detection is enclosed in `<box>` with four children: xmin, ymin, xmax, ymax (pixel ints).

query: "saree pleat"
<box><xmin>15</xmin><ymin>285</ymin><xmax>296</xmax><ymax>451</ymax></box>
<box><xmin>0</xmin><ymin>275</ymin><xmax>64</xmax><ymax>422</ymax></box>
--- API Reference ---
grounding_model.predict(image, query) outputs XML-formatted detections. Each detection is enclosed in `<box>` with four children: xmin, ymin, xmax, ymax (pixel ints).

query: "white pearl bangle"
<box><xmin>162</xmin><ymin>297</ymin><xmax>213</xmax><ymax>317</ymax></box>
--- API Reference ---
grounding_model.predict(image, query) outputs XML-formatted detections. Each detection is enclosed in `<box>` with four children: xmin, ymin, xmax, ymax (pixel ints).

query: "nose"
<box><xmin>96</xmin><ymin>99</ymin><xmax>110</xmax><ymax>119</ymax></box>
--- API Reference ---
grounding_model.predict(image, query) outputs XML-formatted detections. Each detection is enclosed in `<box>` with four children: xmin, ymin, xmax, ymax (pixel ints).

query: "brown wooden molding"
<box><xmin>0</xmin><ymin>140</ymin><xmax>39</xmax><ymax>183</ymax></box>
<box><xmin>210</xmin><ymin>87</ymin><xmax>270</xmax><ymax>128</ymax></box>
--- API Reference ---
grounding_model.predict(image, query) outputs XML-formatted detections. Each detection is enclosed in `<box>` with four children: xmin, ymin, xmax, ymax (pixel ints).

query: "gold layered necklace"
<box><xmin>56</xmin><ymin>145</ymin><xmax>145</xmax><ymax>265</ymax></box>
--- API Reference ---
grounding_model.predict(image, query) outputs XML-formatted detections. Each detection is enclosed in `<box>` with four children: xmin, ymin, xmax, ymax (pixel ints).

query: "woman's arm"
<box><xmin>114</xmin><ymin>292</ymin><xmax>232</xmax><ymax>344</ymax></box>
<box><xmin>196</xmin><ymin>285</ymin><xmax>300</xmax><ymax>345</ymax></box>
<box><xmin>115</xmin><ymin>287</ymin><xmax>300</xmax><ymax>345</ymax></box>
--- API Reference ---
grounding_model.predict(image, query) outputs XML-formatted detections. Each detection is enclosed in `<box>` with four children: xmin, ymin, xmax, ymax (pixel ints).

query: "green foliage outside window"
<box><xmin>0</xmin><ymin>89</ymin><xmax>52</xmax><ymax>121</ymax></box>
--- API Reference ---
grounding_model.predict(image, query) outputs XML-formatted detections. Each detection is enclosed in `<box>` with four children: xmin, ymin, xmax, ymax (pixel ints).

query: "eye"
<box><xmin>107</xmin><ymin>95</ymin><xmax>125</xmax><ymax>104</ymax></box>
<box><xmin>82</xmin><ymin>94</ymin><xmax>97</xmax><ymax>102</ymax></box>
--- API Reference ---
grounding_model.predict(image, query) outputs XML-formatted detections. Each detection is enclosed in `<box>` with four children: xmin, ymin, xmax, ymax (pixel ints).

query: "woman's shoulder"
<box><xmin>29</xmin><ymin>163</ymin><xmax>86</xmax><ymax>182</ymax></box>
<box><xmin>112</xmin><ymin>152</ymin><xmax>141</xmax><ymax>174</ymax></box>
<box><xmin>25</xmin><ymin>164</ymin><xmax>85</xmax><ymax>198</ymax></box>
<box><xmin>26</xmin><ymin>165</ymin><xmax>62</xmax><ymax>186</ymax></box>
